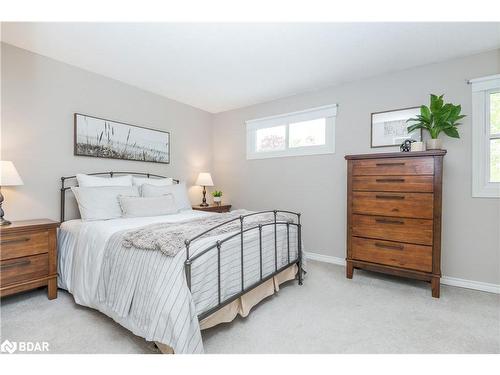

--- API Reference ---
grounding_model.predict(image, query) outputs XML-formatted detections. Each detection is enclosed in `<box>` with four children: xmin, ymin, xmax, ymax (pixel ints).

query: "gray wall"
<box><xmin>1</xmin><ymin>43</ymin><xmax>213</xmax><ymax>221</ymax></box>
<box><xmin>212</xmin><ymin>49</ymin><xmax>500</xmax><ymax>284</ymax></box>
<box><xmin>2</xmin><ymin>41</ymin><xmax>499</xmax><ymax>284</ymax></box>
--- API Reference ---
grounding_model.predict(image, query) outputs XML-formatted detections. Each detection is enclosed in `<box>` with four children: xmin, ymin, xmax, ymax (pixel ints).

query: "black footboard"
<box><xmin>183</xmin><ymin>210</ymin><xmax>303</xmax><ymax>321</ymax></box>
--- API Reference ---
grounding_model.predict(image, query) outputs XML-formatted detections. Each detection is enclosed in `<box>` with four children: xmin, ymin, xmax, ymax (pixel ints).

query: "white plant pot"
<box><xmin>213</xmin><ymin>197</ymin><xmax>222</xmax><ymax>205</ymax></box>
<box><xmin>426</xmin><ymin>138</ymin><xmax>442</xmax><ymax>150</ymax></box>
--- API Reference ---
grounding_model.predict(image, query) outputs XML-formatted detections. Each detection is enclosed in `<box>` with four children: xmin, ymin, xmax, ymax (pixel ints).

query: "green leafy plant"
<box><xmin>212</xmin><ymin>190</ymin><xmax>223</xmax><ymax>198</ymax></box>
<box><xmin>407</xmin><ymin>94</ymin><xmax>466</xmax><ymax>139</ymax></box>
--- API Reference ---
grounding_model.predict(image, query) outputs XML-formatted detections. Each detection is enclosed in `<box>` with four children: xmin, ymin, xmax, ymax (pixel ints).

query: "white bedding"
<box><xmin>57</xmin><ymin>209</ymin><xmax>298</xmax><ymax>353</ymax></box>
<box><xmin>58</xmin><ymin>210</ymin><xmax>212</xmax><ymax>304</ymax></box>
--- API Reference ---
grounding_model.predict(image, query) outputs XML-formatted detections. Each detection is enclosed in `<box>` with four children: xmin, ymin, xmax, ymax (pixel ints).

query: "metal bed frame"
<box><xmin>60</xmin><ymin>171</ymin><xmax>303</xmax><ymax>321</ymax></box>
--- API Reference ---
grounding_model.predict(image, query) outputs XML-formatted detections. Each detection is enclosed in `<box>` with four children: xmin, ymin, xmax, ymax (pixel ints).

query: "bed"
<box><xmin>58</xmin><ymin>172</ymin><xmax>303</xmax><ymax>354</ymax></box>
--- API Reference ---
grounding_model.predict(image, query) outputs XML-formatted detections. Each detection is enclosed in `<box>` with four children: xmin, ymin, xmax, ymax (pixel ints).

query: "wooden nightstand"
<box><xmin>192</xmin><ymin>204</ymin><xmax>232</xmax><ymax>213</ymax></box>
<box><xmin>0</xmin><ymin>219</ymin><xmax>59</xmax><ymax>299</ymax></box>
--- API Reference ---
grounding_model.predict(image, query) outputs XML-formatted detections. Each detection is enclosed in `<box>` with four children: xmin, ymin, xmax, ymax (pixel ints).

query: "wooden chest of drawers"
<box><xmin>345</xmin><ymin>151</ymin><xmax>446</xmax><ymax>297</ymax></box>
<box><xmin>0</xmin><ymin>219</ymin><xmax>59</xmax><ymax>299</ymax></box>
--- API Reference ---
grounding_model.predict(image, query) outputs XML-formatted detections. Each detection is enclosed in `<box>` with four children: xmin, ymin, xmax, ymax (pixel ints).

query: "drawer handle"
<box><xmin>375</xmin><ymin>195</ymin><xmax>405</xmax><ymax>200</ymax></box>
<box><xmin>375</xmin><ymin>162</ymin><xmax>405</xmax><ymax>166</ymax></box>
<box><xmin>0</xmin><ymin>237</ymin><xmax>31</xmax><ymax>245</ymax></box>
<box><xmin>375</xmin><ymin>178</ymin><xmax>405</xmax><ymax>183</ymax></box>
<box><xmin>1</xmin><ymin>259</ymin><xmax>31</xmax><ymax>269</ymax></box>
<box><xmin>374</xmin><ymin>242</ymin><xmax>404</xmax><ymax>251</ymax></box>
<box><xmin>375</xmin><ymin>218</ymin><xmax>404</xmax><ymax>225</ymax></box>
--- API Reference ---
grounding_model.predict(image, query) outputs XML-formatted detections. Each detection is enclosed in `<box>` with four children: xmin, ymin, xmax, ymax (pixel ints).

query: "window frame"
<box><xmin>471</xmin><ymin>74</ymin><xmax>500</xmax><ymax>198</ymax></box>
<box><xmin>245</xmin><ymin>104</ymin><xmax>337</xmax><ymax>160</ymax></box>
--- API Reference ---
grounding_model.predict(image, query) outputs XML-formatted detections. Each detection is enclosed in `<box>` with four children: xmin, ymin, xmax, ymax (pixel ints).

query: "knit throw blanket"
<box><xmin>122</xmin><ymin>210</ymin><xmax>294</xmax><ymax>257</ymax></box>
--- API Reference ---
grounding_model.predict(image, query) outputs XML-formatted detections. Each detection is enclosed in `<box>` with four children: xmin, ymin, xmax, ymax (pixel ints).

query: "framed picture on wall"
<box><xmin>74</xmin><ymin>113</ymin><xmax>170</xmax><ymax>164</ymax></box>
<box><xmin>370</xmin><ymin>107</ymin><xmax>422</xmax><ymax>148</ymax></box>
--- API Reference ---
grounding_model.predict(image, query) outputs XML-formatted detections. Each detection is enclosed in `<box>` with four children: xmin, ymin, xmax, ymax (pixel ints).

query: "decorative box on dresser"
<box><xmin>0</xmin><ymin>219</ymin><xmax>59</xmax><ymax>299</ymax></box>
<box><xmin>345</xmin><ymin>150</ymin><xmax>446</xmax><ymax>298</ymax></box>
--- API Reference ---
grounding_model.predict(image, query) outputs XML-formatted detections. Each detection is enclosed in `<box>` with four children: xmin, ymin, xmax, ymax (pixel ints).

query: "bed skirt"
<box><xmin>155</xmin><ymin>264</ymin><xmax>298</xmax><ymax>354</ymax></box>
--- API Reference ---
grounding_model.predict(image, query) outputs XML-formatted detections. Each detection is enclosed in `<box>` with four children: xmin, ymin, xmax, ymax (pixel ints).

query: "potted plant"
<box><xmin>212</xmin><ymin>190</ymin><xmax>223</xmax><ymax>206</ymax></box>
<box><xmin>406</xmin><ymin>94</ymin><xmax>465</xmax><ymax>150</ymax></box>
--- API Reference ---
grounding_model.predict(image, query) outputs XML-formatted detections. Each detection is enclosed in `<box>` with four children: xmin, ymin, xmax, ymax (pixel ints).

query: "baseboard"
<box><xmin>439</xmin><ymin>276</ymin><xmax>500</xmax><ymax>294</ymax></box>
<box><xmin>305</xmin><ymin>251</ymin><xmax>500</xmax><ymax>294</ymax></box>
<box><xmin>305</xmin><ymin>252</ymin><xmax>346</xmax><ymax>266</ymax></box>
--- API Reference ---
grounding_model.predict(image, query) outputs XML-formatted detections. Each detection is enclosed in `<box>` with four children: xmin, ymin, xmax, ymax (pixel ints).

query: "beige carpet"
<box><xmin>1</xmin><ymin>261</ymin><xmax>499</xmax><ymax>354</ymax></box>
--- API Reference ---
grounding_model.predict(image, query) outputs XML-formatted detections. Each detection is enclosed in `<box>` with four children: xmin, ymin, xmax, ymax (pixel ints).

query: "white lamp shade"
<box><xmin>195</xmin><ymin>172</ymin><xmax>214</xmax><ymax>187</ymax></box>
<box><xmin>0</xmin><ymin>161</ymin><xmax>24</xmax><ymax>186</ymax></box>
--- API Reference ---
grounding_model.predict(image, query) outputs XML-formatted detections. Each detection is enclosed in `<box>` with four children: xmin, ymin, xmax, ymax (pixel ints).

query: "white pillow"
<box><xmin>118</xmin><ymin>194</ymin><xmax>178</xmax><ymax>218</ymax></box>
<box><xmin>71</xmin><ymin>186</ymin><xmax>139</xmax><ymax>221</ymax></box>
<box><xmin>132</xmin><ymin>176</ymin><xmax>173</xmax><ymax>187</ymax></box>
<box><xmin>141</xmin><ymin>182</ymin><xmax>192</xmax><ymax>211</ymax></box>
<box><xmin>77</xmin><ymin>173</ymin><xmax>132</xmax><ymax>187</ymax></box>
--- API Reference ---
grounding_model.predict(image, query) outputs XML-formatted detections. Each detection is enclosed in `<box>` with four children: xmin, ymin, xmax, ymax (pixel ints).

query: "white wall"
<box><xmin>1</xmin><ymin>43</ymin><xmax>213</xmax><ymax>221</ymax></box>
<box><xmin>212</xmin><ymin>49</ymin><xmax>500</xmax><ymax>285</ymax></box>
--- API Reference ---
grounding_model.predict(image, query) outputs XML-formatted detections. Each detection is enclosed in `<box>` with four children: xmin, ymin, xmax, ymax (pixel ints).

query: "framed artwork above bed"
<box><xmin>370</xmin><ymin>107</ymin><xmax>422</xmax><ymax>148</ymax></box>
<box><xmin>74</xmin><ymin>113</ymin><xmax>170</xmax><ymax>164</ymax></box>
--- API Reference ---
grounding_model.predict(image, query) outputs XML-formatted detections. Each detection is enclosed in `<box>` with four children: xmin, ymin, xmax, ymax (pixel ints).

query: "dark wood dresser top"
<box><xmin>345</xmin><ymin>150</ymin><xmax>447</xmax><ymax>160</ymax></box>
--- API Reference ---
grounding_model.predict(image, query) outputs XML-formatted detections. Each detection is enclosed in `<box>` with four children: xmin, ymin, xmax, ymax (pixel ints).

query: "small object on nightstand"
<box><xmin>212</xmin><ymin>190</ymin><xmax>223</xmax><ymax>206</ymax></box>
<box><xmin>0</xmin><ymin>161</ymin><xmax>24</xmax><ymax>226</ymax></box>
<box><xmin>195</xmin><ymin>172</ymin><xmax>214</xmax><ymax>207</ymax></box>
<box><xmin>192</xmin><ymin>204</ymin><xmax>232</xmax><ymax>213</ymax></box>
<box><xmin>0</xmin><ymin>219</ymin><xmax>60</xmax><ymax>299</ymax></box>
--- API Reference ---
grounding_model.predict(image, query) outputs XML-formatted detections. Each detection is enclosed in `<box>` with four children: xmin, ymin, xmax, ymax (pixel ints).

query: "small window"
<box><xmin>256</xmin><ymin>125</ymin><xmax>286</xmax><ymax>152</ymax></box>
<box><xmin>489</xmin><ymin>92</ymin><xmax>500</xmax><ymax>182</ymax></box>
<box><xmin>246</xmin><ymin>104</ymin><xmax>337</xmax><ymax>160</ymax></box>
<box><xmin>289</xmin><ymin>118</ymin><xmax>326</xmax><ymax>148</ymax></box>
<box><xmin>471</xmin><ymin>74</ymin><xmax>500</xmax><ymax>197</ymax></box>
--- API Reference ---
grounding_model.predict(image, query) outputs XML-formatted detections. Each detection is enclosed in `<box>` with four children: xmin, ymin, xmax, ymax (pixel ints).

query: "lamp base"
<box><xmin>0</xmin><ymin>189</ymin><xmax>11</xmax><ymax>225</ymax></box>
<box><xmin>0</xmin><ymin>217</ymin><xmax>12</xmax><ymax>226</ymax></box>
<box><xmin>200</xmin><ymin>185</ymin><xmax>209</xmax><ymax>207</ymax></box>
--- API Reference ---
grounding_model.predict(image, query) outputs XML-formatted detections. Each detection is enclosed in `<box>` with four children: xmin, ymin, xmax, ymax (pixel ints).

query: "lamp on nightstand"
<box><xmin>195</xmin><ymin>172</ymin><xmax>214</xmax><ymax>207</ymax></box>
<box><xmin>0</xmin><ymin>161</ymin><xmax>24</xmax><ymax>226</ymax></box>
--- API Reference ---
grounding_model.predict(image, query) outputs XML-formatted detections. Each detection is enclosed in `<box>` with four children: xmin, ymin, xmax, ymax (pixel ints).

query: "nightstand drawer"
<box><xmin>0</xmin><ymin>231</ymin><xmax>49</xmax><ymax>260</ymax></box>
<box><xmin>0</xmin><ymin>254</ymin><xmax>49</xmax><ymax>286</ymax></box>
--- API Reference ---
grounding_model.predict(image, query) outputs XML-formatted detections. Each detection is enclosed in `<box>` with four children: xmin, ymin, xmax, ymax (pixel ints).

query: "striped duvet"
<box><xmin>58</xmin><ymin>210</ymin><xmax>298</xmax><ymax>354</ymax></box>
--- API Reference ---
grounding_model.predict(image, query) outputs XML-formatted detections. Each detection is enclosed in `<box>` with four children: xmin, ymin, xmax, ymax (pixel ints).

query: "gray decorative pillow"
<box><xmin>141</xmin><ymin>182</ymin><xmax>192</xmax><ymax>211</ymax></box>
<box><xmin>118</xmin><ymin>194</ymin><xmax>179</xmax><ymax>218</ymax></box>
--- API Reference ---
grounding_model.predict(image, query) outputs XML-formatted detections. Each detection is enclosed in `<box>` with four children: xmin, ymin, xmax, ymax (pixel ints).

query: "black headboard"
<box><xmin>60</xmin><ymin>171</ymin><xmax>180</xmax><ymax>222</ymax></box>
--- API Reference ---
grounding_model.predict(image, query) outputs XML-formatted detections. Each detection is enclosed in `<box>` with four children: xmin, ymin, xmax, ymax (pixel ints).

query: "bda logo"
<box><xmin>1</xmin><ymin>339</ymin><xmax>17</xmax><ymax>354</ymax></box>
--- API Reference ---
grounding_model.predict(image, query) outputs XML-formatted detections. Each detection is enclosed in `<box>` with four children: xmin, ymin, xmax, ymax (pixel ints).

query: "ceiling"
<box><xmin>2</xmin><ymin>22</ymin><xmax>500</xmax><ymax>113</ymax></box>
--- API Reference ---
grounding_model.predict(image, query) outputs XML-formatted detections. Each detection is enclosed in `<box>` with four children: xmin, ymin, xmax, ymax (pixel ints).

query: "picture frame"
<box><xmin>74</xmin><ymin>113</ymin><xmax>170</xmax><ymax>164</ymax></box>
<box><xmin>370</xmin><ymin>107</ymin><xmax>422</xmax><ymax>148</ymax></box>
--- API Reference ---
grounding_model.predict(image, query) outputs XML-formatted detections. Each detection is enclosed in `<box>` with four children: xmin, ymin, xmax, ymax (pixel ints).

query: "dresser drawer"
<box><xmin>0</xmin><ymin>254</ymin><xmax>49</xmax><ymax>286</ymax></box>
<box><xmin>0</xmin><ymin>231</ymin><xmax>49</xmax><ymax>260</ymax></box>
<box><xmin>352</xmin><ymin>175</ymin><xmax>433</xmax><ymax>192</ymax></box>
<box><xmin>351</xmin><ymin>237</ymin><xmax>432</xmax><ymax>272</ymax></box>
<box><xmin>352</xmin><ymin>191</ymin><xmax>434</xmax><ymax>219</ymax></box>
<box><xmin>352</xmin><ymin>157</ymin><xmax>434</xmax><ymax>176</ymax></box>
<box><xmin>352</xmin><ymin>214</ymin><xmax>433</xmax><ymax>245</ymax></box>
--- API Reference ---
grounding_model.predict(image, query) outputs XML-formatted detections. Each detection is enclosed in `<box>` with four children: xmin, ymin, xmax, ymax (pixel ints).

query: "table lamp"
<box><xmin>0</xmin><ymin>161</ymin><xmax>24</xmax><ymax>226</ymax></box>
<box><xmin>195</xmin><ymin>172</ymin><xmax>214</xmax><ymax>207</ymax></box>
